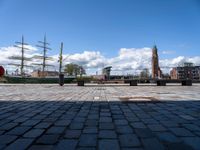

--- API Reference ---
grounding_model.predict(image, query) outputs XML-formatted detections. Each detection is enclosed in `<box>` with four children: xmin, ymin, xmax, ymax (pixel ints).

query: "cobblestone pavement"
<box><xmin>0</xmin><ymin>84</ymin><xmax>200</xmax><ymax>150</ymax></box>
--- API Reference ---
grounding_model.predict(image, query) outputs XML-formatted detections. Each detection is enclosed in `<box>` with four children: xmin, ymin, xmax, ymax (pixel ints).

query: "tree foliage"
<box><xmin>64</xmin><ymin>63</ymin><xmax>86</xmax><ymax>76</ymax></box>
<box><xmin>140</xmin><ymin>68</ymin><xmax>150</xmax><ymax>79</ymax></box>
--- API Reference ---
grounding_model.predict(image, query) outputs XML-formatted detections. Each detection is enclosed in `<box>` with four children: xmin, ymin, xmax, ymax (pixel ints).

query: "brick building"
<box><xmin>170</xmin><ymin>63</ymin><xmax>200</xmax><ymax>80</ymax></box>
<box><xmin>152</xmin><ymin>45</ymin><xmax>162</xmax><ymax>79</ymax></box>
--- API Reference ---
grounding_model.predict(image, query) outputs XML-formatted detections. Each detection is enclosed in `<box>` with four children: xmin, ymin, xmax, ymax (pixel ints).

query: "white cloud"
<box><xmin>1</xmin><ymin>45</ymin><xmax>200</xmax><ymax>75</ymax></box>
<box><xmin>107</xmin><ymin>48</ymin><xmax>152</xmax><ymax>74</ymax></box>
<box><xmin>162</xmin><ymin>50</ymin><xmax>175</xmax><ymax>54</ymax></box>
<box><xmin>160</xmin><ymin>56</ymin><xmax>200</xmax><ymax>73</ymax></box>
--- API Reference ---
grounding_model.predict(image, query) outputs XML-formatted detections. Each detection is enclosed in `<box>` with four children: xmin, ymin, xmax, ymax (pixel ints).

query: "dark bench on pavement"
<box><xmin>126</xmin><ymin>79</ymin><xmax>192</xmax><ymax>86</ymax></box>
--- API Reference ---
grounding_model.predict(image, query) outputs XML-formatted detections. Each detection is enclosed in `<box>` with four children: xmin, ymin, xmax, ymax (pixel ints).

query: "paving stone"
<box><xmin>130</xmin><ymin>122</ymin><xmax>146</xmax><ymax>129</ymax></box>
<box><xmin>64</xmin><ymin>130</ymin><xmax>81</xmax><ymax>138</ymax></box>
<box><xmin>79</xmin><ymin>134</ymin><xmax>97</xmax><ymax>147</ymax></box>
<box><xmin>112</xmin><ymin>115</ymin><xmax>125</xmax><ymax>119</ymax></box>
<box><xmin>0</xmin><ymin>131</ymin><xmax>4</xmax><ymax>135</ymax></box>
<box><xmin>116</xmin><ymin>125</ymin><xmax>133</xmax><ymax>134</ymax></box>
<box><xmin>1</xmin><ymin>84</ymin><xmax>200</xmax><ymax>149</ymax></box>
<box><xmin>156</xmin><ymin>132</ymin><xmax>181</xmax><ymax>143</ymax></box>
<box><xmin>122</xmin><ymin>148</ymin><xmax>144</xmax><ymax>150</ymax></box>
<box><xmin>29</xmin><ymin>145</ymin><xmax>54</xmax><ymax>150</ymax></box>
<box><xmin>43</xmin><ymin>117</ymin><xmax>58</xmax><ymax>122</ymax></box>
<box><xmin>170</xmin><ymin>127</ymin><xmax>195</xmax><ymax>137</ymax></box>
<box><xmin>0</xmin><ymin>123</ymin><xmax>18</xmax><ymax>131</ymax></box>
<box><xmin>147</xmin><ymin>124</ymin><xmax>167</xmax><ymax>132</ymax></box>
<box><xmin>46</xmin><ymin>126</ymin><xmax>65</xmax><ymax>134</ymax></box>
<box><xmin>83</xmin><ymin>127</ymin><xmax>98</xmax><ymax>134</ymax></box>
<box><xmin>85</xmin><ymin>120</ymin><xmax>98</xmax><ymax>126</ymax></box>
<box><xmin>182</xmin><ymin>124</ymin><xmax>200</xmax><ymax>132</ymax></box>
<box><xmin>73</xmin><ymin>117</ymin><xmax>86</xmax><ymax>123</ymax></box>
<box><xmin>69</xmin><ymin>122</ymin><xmax>84</xmax><ymax>130</ymax></box>
<box><xmin>88</xmin><ymin>115</ymin><xmax>99</xmax><ymax>120</ymax></box>
<box><xmin>54</xmin><ymin>120</ymin><xmax>71</xmax><ymax>126</ymax></box>
<box><xmin>23</xmin><ymin>129</ymin><xmax>44</xmax><ymax>138</ymax></box>
<box><xmin>141</xmin><ymin>118</ymin><xmax>158</xmax><ymax>124</ymax></box>
<box><xmin>4</xmin><ymin>138</ymin><xmax>34</xmax><ymax>150</ymax></box>
<box><xmin>119</xmin><ymin>134</ymin><xmax>141</xmax><ymax>147</ymax></box>
<box><xmin>135</xmin><ymin>128</ymin><xmax>156</xmax><ymax>138</ymax></box>
<box><xmin>182</xmin><ymin>137</ymin><xmax>200</xmax><ymax>150</ymax></box>
<box><xmin>77</xmin><ymin>147</ymin><xmax>96</xmax><ymax>150</ymax></box>
<box><xmin>6</xmin><ymin>126</ymin><xmax>31</xmax><ymax>136</ymax></box>
<box><xmin>179</xmin><ymin>115</ymin><xmax>195</xmax><ymax>120</ymax></box>
<box><xmin>160</xmin><ymin>121</ymin><xmax>179</xmax><ymax>128</ymax></box>
<box><xmin>34</xmin><ymin>122</ymin><xmax>52</xmax><ymax>129</ymax></box>
<box><xmin>142</xmin><ymin>138</ymin><xmax>165</xmax><ymax>150</ymax></box>
<box><xmin>56</xmin><ymin>139</ymin><xmax>78</xmax><ymax>150</ymax></box>
<box><xmin>98</xmin><ymin>139</ymin><xmax>120</xmax><ymax>150</ymax></box>
<box><xmin>99</xmin><ymin>117</ymin><xmax>112</xmax><ymax>123</ymax></box>
<box><xmin>100</xmin><ymin>112</ymin><xmax>111</xmax><ymax>116</ymax></box>
<box><xmin>114</xmin><ymin>119</ymin><xmax>128</xmax><ymax>125</ymax></box>
<box><xmin>126</xmin><ymin>117</ymin><xmax>140</xmax><ymax>122</ymax></box>
<box><xmin>99</xmin><ymin>130</ymin><xmax>117</xmax><ymax>138</ymax></box>
<box><xmin>21</xmin><ymin>119</ymin><xmax>40</xmax><ymax>126</ymax></box>
<box><xmin>166</xmin><ymin>142</ymin><xmax>195</xmax><ymax>150</ymax></box>
<box><xmin>99</xmin><ymin>123</ymin><xmax>114</xmax><ymax>129</ymax></box>
<box><xmin>0</xmin><ymin>145</ymin><xmax>6</xmax><ymax>150</ymax></box>
<box><xmin>36</xmin><ymin>134</ymin><xmax>60</xmax><ymax>144</ymax></box>
<box><xmin>13</xmin><ymin>117</ymin><xmax>29</xmax><ymax>123</ymax></box>
<box><xmin>0</xmin><ymin>135</ymin><xmax>18</xmax><ymax>144</ymax></box>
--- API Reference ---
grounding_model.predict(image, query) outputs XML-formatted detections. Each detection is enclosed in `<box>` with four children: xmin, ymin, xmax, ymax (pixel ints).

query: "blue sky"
<box><xmin>0</xmin><ymin>0</ymin><xmax>200</xmax><ymax>74</ymax></box>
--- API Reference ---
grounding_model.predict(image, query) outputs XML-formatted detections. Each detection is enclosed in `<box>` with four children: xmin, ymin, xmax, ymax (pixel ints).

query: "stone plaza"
<box><xmin>0</xmin><ymin>84</ymin><xmax>200</xmax><ymax>150</ymax></box>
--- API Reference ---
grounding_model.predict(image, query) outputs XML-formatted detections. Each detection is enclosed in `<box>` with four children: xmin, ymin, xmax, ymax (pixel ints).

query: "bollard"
<box><xmin>182</xmin><ymin>80</ymin><xmax>192</xmax><ymax>86</ymax></box>
<box><xmin>77</xmin><ymin>80</ymin><xmax>84</xmax><ymax>86</ymax></box>
<box><xmin>130</xmin><ymin>80</ymin><xmax>137</xmax><ymax>86</ymax></box>
<box><xmin>59</xmin><ymin>74</ymin><xmax>64</xmax><ymax>86</ymax></box>
<box><xmin>157</xmin><ymin>80</ymin><xmax>166</xmax><ymax>86</ymax></box>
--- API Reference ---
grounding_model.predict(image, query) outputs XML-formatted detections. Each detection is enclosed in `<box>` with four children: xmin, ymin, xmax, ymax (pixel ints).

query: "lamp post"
<box><xmin>59</xmin><ymin>42</ymin><xmax>64</xmax><ymax>86</ymax></box>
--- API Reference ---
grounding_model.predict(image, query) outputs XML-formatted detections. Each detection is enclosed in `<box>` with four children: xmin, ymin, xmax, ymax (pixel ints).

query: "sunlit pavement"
<box><xmin>0</xmin><ymin>84</ymin><xmax>200</xmax><ymax>150</ymax></box>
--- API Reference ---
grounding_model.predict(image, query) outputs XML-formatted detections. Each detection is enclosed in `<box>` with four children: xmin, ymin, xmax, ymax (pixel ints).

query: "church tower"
<box><xmin>152</xmin><ymin>45</ymin><xmax>161</xmax><ymax>79</ymax></box>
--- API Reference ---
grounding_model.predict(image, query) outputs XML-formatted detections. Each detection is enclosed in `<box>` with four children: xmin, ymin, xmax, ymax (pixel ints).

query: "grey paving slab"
<box><xmin>56</xmin><ymin>139</ymin><xmax>78</xmax><ymax>150</ymax></box>
<box><xmin>119</xmin><ymin>134</ymin><xmax>141</xmax><ymax>147</ymax></box>
<box><xmin>147</xmin><ymin>124</ymin><xmax>167</xmax><ymax>132</ymax></box>
<box><xmin>36</xmin><ymin>134</ymin><xmax>60</xmax><ymax>144</ymax></box>
<box><xmin>0</xmin><ymin>123</ymin><xmax>18</xmax><ymax>131</ymax></box>
<box><xmin>182</xmin><ymin>137</ymin><xmax>200</xmax><ymax>150</ymax></box>
<box><xmin>64</xmin><ymin>129</ymin><xmax>81</xmax><ymax>139</ymax></box>
<box><xmin>116</xmin><ymin>125</ymin><xmax>133</xmax><ymax>134</ymax></box>
<box><xmin>135</xmin><ymin>128</ymin><xmax>156</xmax><ymax>138</ymax></box>
<box><xmin>99</xmin><ymin>123</ymin><xmax>115</xmax><ymax>130</ymax></box>
<box><xmin>156</xmin><ymin>132</ymin><xmax>181</xmax><ymax>143</ymax></box>
<box><xmin>34</xmin><ymin>122</ymin><xmax>52</xmax><ymax>129</ymax></box>
<box><xmin>99</xmin><ymin>130</ymin><xmax>117</xmax><ymax>138</ymax></box>
<box><xmin>166</xmin><ymin>142</ymin><xmax>195</xmax><ymax>150</ymax></box>
<box><xmin>0</xmin><ymin>135</ymin><xmax>18</xmax><ymax>145</ymax></box>
<box><xmin>29</xmin><ymin>145</ymin><xmax>54</xmax><ymax>150</ymax></box>
<box><xmin>6</xmin><ymin>126</ymin><xmax>31</xmax><ymax>136</ymax></box>
<box><xmin>169</xmin><ymin>127</ymin><xmax>195</xmax><ymax>137</ymax></box>
<box><xmin>23</xmin><ymin>128</ymin><xmax>44</xmax><ymax>138</ymax></box>
<box><xmin>46</xmin><ymin>126</ymin><xmax>65</xmax><ymax>134</ymax></box>
<box><xmin>0</xmin><ymin>84</ymin><xmax>200</xmax><ymax>149</ymax></box>
<box><xmin>83</xmin><ymin>127</ymin><xmax>98</xmax><ymax>134</ymax></box>
<box><xmin>79</xmin><ymin>134</ymin><xmax>97</xmax><ymax>147</ymax></box>
<box><xmin>4</xmin><ymin>138</ymin><xmax>34</xmax><ymax>150</ymax></box>
<box><xmin>141</xmin><ymin>138</ymin><xmax>165</xmax><ymax>150</ymax></box>
<box><xmin>98</xmin><ymin>139</ymin><xmax>120</xmax><ymax>150</ymax></box>
<box><xmin>130</xmin><ymin>122</ymin><xmax>146</xmax><ymax>129</ymax></box>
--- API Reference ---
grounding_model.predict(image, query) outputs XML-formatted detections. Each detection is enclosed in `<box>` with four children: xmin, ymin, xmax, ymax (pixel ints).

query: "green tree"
<box><xmin>64</xmin><ymin>63</ymin><xmax>86</xmax><ymax>76</ymax></box>
<box><xmin>140</xmin><ymin>68</ymin><xmax>150</xmax><ymax>79</ymax></box>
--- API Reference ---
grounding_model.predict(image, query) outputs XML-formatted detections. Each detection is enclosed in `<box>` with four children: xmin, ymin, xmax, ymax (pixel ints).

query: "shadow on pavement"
<box><xmin>0</xmin><ymin>100</ymin><xmax>200</xmax><ymax>150</ymax></box>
